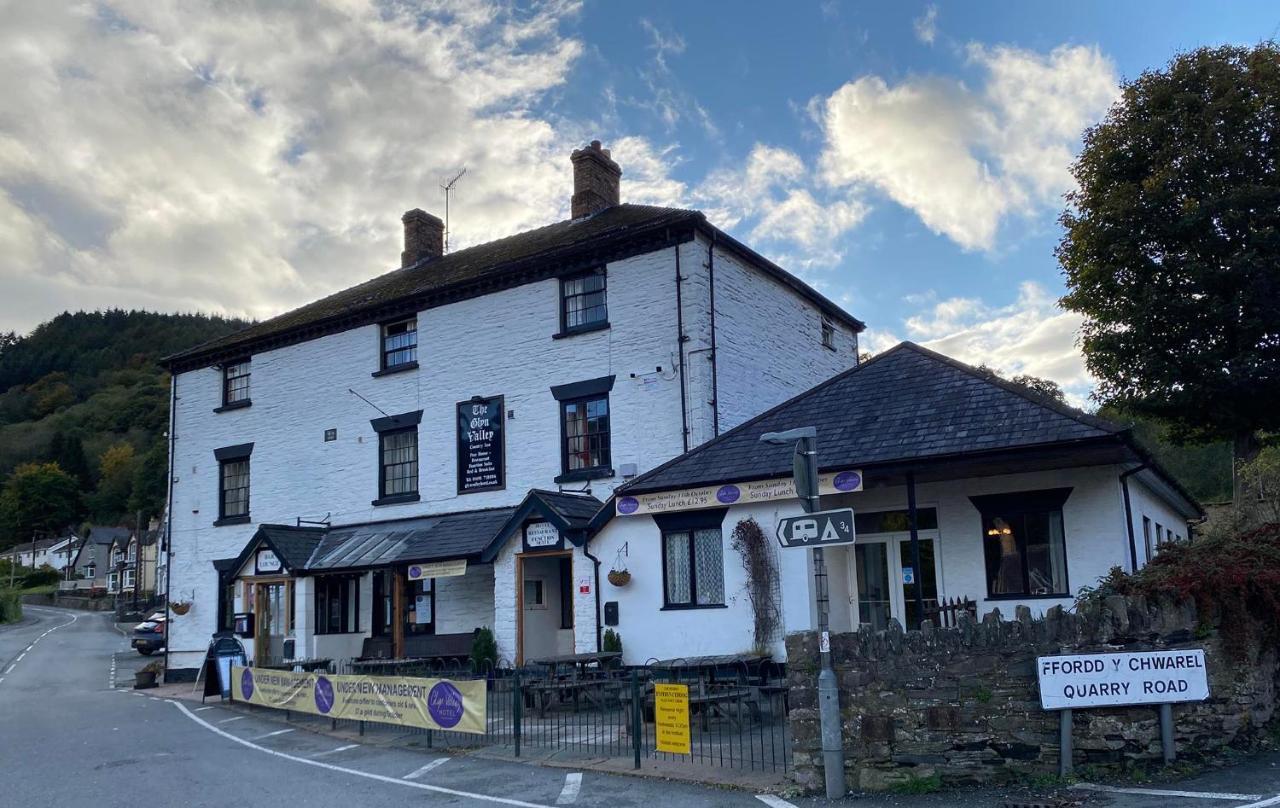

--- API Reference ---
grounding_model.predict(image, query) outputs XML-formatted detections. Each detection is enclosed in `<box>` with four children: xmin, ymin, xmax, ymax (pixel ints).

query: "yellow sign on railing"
<box><xmin>231</xmin><ymin>665</ymin><xmax>485</xmax><ymax>734</ymax></box>
<box><xmin>654</xmin><ymin>682</ymin><xmax>691</xmax><ymax>754</ymax></box>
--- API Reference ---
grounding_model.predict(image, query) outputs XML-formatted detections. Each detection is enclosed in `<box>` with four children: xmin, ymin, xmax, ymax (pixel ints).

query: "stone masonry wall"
<box><xmin>786</xmin><ymin>597</ymin><xmax>1280</xmax><ymax>792</ymax></box>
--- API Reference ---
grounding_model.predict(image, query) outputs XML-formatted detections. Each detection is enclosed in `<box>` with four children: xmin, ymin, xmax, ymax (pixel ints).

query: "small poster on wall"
<box><xmin>457</xmin><ymin>396</ymin><xmax>505</xmax><ymax>493</ymax></box>
<box><xmin>414</xmin><ymin>594</ymin><xmax>433</xmax><ymax>624</ymax></box>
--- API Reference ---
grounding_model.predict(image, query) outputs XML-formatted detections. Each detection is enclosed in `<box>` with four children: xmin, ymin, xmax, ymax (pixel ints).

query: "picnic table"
<box><xmin>260</xmin><ymin>658</ymin><xmax>332</xmax><ymax>673</ymax></box>
<box><xmin>524</xmin><ymin>652</ymin><xmax>623</xmax><ymax>717</ymax></box>
<box><xmin>349</xmin><ymin>657</ymin><xmax>438</xmax><ymax>676</ymax></box>
<box><xmin>643</xmin><ymin>653</ymin><xmax>775</xmax><ymax>728</ymax></box>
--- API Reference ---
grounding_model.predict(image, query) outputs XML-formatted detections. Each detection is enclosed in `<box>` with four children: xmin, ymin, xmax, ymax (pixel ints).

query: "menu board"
<box><xmin>457</xmin><ymin>396</ymin><xmax>505</xmax><ymax>493</ymax></box>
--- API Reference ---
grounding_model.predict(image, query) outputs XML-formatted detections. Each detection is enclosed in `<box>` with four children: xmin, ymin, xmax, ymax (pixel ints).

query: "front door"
<box><xmin>255</xmin><ymin>581</ymin><xmax>289</xmax><ymax>665</ymax></box>
<box><xmin>516</xmin><ymin>552</ymin><xmax>574</xmax><ymax>665</ymax></box>
<box><xmin>849</xmin><ymin>533</ymin><xmax>941</xmax><ymax>630</ymax></box>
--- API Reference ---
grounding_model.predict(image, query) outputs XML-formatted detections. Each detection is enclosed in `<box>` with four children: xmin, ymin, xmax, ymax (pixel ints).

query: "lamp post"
<box><xmin>760</xmin><ymin>427</ymin><xmax>845</xmax><ymax>800</ymax></box>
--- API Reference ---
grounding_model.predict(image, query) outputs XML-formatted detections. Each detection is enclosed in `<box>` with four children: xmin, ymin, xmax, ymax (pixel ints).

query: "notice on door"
<box><xmin>654</xmin><ymin>683</ymin><xmax>691</xmax><ymax>754</ymax></box>
<box><xmin>1037</xmin><ymin>649</ymin><xmax>1209</xmax><ymax>710</ymax></box>
<box><xmin>457</xmin><ymin>396</ymin><xmax>504</xmax><ymax>493</ymax></box>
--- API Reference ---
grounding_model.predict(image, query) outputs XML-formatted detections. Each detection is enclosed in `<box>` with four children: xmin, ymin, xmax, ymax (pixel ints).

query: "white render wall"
<box><xmin>589</xmin><ymin>465</ymin><xmax>1152</xmax><ymax>664</ymax></box>
<box><xmin>1128</xmin><ymin>475</ymin><xmax>1193</xmax><ymax>567</ymax></box>
<box><xmin>167</xmin><ymin>237</ymin><xmax>860</xmax><ymax>671</ymax></box>
<box><xmin>490</xmin><ymin>541</ymin><xmax>597</xmax><ymax>664</ymax></box>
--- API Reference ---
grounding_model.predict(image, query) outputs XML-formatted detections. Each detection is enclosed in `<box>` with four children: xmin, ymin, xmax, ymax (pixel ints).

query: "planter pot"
<box><xmin>134</xmin><ymin>670</ymin><xmax>158</xmax><ymax>690</ymax></box>
<box><xmin>170</xmin><ymin>602</ymin><xmax>192</xmax><ymax>615</ymax></box>
<box><xmin>607</xmin><ymin>569</ymin><xmax>631</xmax><ymax>587</ymax></box>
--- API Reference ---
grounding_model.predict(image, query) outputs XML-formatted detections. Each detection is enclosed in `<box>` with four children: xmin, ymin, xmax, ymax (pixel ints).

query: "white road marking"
<box><xmin>555</xmin><ymin>773</ymin><xmax>582</xmax><ymax>805</ymax></box>
<box><xmin>403</xmin><ymin>757</ymin><xmax>450</xmax><ymax>780</ymax></box>
<box><xmin>253</xmin><ymin>729</ymin><xmax>295</xmax><ymax>740</ymax></box>
<box><xmin>171</xmin><ymin>701</ymin><xmax>554</xmax><ymax>807</ymax></box>
<box><xmin>218</xmin><ymin>715</ymin><xmax>246</xmax><ymax>724</ymax></box>
<box><xmin>311</xmin><ymin>744</ymin><xmax>359</xmax><ymax>758</ymax></box>
<box><xmin>3</xmin><ymin>665</ymin><xmax>13</xmax><ymax>674</ymax></box>
<box><xmin>194</xmin><ymin>706</ymin><xmax>216</xmax><ymax>712</ymax></box>
<box><xmin>1072</xmin><ymin>783</ymin><xmax>1263</xmax><ymax>801</ymax></box>
<box><xmin>1238</xmin><ymin>796</ymin><xmax>1280</xmax><ymax>808</ymax></box>
<box><xmin>754</xmin><ymin>796</ymin><xmax>798</xmax><ymax>808</ymax></box>
<box><xmin>0</xmin><ymin>608</ymin><xmax>79</xmax><ymax>687</ymax></box>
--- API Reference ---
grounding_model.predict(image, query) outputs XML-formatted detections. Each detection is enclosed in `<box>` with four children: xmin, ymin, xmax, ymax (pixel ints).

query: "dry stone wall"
<box><xmin>785</xmin><ymin>596</ymin><xmax>1279</xmax><ymax>792</ymax></box>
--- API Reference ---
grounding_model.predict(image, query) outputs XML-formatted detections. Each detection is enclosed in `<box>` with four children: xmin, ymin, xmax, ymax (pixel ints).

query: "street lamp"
<box><xmin>759</xmin><ymin>427</ymin><xmax>845</xmax><ymax>800</ymax></box>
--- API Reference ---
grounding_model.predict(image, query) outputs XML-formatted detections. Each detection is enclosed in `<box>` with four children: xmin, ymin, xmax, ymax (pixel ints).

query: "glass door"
<box><xmin>854</xmin><ymin>543</ymin><xmax>893</xmax><ymax>630</ymax></box>
<box><xmin>256</xmin><ymin>582</ymin><xmax>288</xmax><ymax>665</ymax></box>
<box><xmin>850</xmin><ymin>533</ymin><xmax>943</xmax><ymax>630</ymax></box>
<box><xmin>898</xmin><ymin>538</ymin><xmax>940</xmax><ymax>629</ymax></box>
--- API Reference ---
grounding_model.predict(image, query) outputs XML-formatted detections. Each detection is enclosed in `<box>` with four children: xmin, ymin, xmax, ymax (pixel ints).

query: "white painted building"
<box><xmin>587</xmin><ymin>343</ymin><xmax>1202</xmax><ymax>664</ymax></box>
<box><xmin>161</xmin><ymin>141</ymin><xmax>863</xmax><ymax>678</ymax></box>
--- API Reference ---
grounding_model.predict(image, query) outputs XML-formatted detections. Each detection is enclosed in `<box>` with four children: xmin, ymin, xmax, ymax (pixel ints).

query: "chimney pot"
<box><xmin>401</xmin><ymin>208</ymin><xmax>444</xmax><ymax>267</ymax></box>
<box><xmin>570</xmin><ymin>140</ymin><xmax>621</xmax><ymax>219</ymax></box>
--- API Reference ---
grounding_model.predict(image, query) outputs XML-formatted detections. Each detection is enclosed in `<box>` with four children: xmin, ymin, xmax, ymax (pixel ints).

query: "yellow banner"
<box><xmin>654</xmin><ymin>683</ymin><xmax>691</xmax><ymax>754</ymax></box>
<box><xmin>231</xmin><ymin>666</ymin><xmax>486</xmax><ymax>735</ymax></box>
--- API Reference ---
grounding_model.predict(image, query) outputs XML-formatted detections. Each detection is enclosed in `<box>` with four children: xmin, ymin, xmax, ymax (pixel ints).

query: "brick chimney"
<box><xmin>570</xmin><ymin>140</ymin><xmax>621</xmax><ymax>219</ymax></box>
<box><xmin>401</xmin><ymin>208</ymin><xmax>444</xmax><ymax>267</ymax></box>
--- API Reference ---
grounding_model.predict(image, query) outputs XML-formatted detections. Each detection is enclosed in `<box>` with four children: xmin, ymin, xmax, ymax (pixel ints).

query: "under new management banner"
<box><xmin>616</xmin><ymin>469</ymin><xmax>864</xmax><ymax>517</ymax></box>
<box><xmin>231</xmin><ymin>665</ymin><xmax>486</xmax><ymax>735</ymax></box>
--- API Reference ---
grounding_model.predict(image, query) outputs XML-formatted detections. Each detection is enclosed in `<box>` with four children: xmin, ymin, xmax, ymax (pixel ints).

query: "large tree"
<box><xmin>1058</xmin><ymin>43</ymin><xmax>1280</xmax><ymax>464</ymax></box>
<box><xmin>0</xmin><ymin>462</ymin><xmax>83</xmax><ymax>548</ymax></box>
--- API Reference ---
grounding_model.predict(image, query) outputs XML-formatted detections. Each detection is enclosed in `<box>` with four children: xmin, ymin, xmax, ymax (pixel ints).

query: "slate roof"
<box><xmin>225</xmin><ymin>524</ymin><xmax>326</xmax><ymax>575</ymax></box>
<box><xmin>480</xmin><ymin>490</ymin><xmax>604</xmax><ymax>562</ymax></box>
<box><xmin>86</xmin><ymin>526</ymin><xmax>130</xmax><ymax>546</ymax></box>
<box><xmin>622</xmin><ymin>342</ymin><xmax>1134</xmax><ymax>495</ymax></box>
<box><xmin>163</xmin><ymin>204</ymin><xmax>861</xmax><ymax>372</ymax></box>
<box><xmin>305</xmin><ymin>506</ymin><xmax>517</xmax><ymax>572</ymax></box>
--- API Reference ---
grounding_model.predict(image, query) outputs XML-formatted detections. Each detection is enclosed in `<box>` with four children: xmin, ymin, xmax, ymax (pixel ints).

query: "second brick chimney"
<box><xmin>401</xmin><ymin>208</ymin><xmax>444</xmax><ymax>267</ymax></box>
<box><xmin>570</xmin><ymin>140</ymin><xmax>621</xmax><ymax>219</ymax></box>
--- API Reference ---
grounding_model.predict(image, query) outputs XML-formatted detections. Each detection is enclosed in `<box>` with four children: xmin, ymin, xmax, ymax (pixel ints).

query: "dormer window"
<box><xmin>558</xmin><ymin>268</ymin><xmax>608</xmax><ymax>336</ymax></box>
<box><xmin>220</xmin><ymin>359</ymin><xmax>251</xmax><ymax>409</ymax></box>
<box><xmin>377</xmin><ymin>317</ymin><xmax>418</xmax><ymax>375</ymax></box>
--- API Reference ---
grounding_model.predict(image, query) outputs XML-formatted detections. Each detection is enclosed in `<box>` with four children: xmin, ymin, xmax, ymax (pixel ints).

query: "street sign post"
<box><xmin>776</xmin><ymin>508</ymin><xmax>855</xmax><ymax>548</ymax></box>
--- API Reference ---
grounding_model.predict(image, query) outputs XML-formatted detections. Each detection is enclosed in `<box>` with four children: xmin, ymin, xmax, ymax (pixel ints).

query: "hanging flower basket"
<box><xmin>607</xmin><ymin>569</ymin><xmax>631</xmax><ymax>587</ymax></box>
<box><xmin>170</xmin><ymin>601</ymin><xmax>192</xmax><ymax>616</ymax></box>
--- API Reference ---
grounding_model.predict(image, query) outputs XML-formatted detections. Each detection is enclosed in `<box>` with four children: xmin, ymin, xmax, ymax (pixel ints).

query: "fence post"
<box><xmin>631</xmin><ymin>668</ymin><xmax>642</xmax><ymax>770</ymax></box>
<box><xmin>513</xmin><ymin>671</ymin><xmax>522</xmax><ymax>759</ymax></box>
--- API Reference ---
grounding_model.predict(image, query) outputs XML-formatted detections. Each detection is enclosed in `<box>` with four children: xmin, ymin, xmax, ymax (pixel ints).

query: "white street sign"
<box><xmin>1037</xmin><ymin>650</ymin><xmax>1209</xmax><ymax>710</ymax></box>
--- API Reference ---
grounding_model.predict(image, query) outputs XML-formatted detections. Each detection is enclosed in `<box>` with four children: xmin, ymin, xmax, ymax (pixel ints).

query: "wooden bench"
<box><xmin>350</xmin><ymin>631</ymin><xmax>479</xmax><ymax>675</ymax></box>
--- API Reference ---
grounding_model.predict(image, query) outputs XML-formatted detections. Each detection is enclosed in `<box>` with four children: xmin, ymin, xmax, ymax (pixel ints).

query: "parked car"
<box><xmin>132</xmin><ymin>612</ymin><xmax>166</xmax><ymax>655</ymax></box>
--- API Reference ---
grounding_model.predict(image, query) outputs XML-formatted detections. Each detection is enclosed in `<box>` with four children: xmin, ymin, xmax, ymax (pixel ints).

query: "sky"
<box><xmin>1</xmin><ymin>1</ymin><xmax>1277</xmax><ymax>406</ymax></box>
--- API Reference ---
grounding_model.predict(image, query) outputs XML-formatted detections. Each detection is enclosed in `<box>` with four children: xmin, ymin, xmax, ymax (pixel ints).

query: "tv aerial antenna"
<box><xmin>441</xmin><ymin>167</ymin><xmax>467</xmax><ymax>253</ymax></box>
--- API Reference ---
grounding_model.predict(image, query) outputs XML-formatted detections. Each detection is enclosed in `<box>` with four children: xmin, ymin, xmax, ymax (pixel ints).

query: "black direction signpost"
<box><xmin>457</xmin><ymin>395</ymin><xmax>505</xmax><ymax>493</ymax></box>
<box><xmin>775</xmin><ymin>508</ymin><xmax>855</xmax><ymax>548</ymax></box>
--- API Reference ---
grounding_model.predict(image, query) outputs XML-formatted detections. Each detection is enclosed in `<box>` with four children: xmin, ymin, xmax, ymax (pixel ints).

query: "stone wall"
<box><xmin>21</xmin><ymin>592</ymin><xmax>116</xmax><ymax>612</ymax></box>
<box><xmin>785</xmin><ymin>597</ymin><xmax>1280</xmax><ymax>792</ymax></box>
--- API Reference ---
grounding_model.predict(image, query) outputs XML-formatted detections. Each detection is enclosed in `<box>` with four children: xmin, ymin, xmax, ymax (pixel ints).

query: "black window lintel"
<box><xmin>550</xmin><ymin>375</ymin><xmax>616</xmax><ymax>402</ymax></box>
<box><xmin>214</xmin><ymin>443</ymin><xmax>255</xmax><ymax>461</ymax></box>
<box><xmin>969</xmin><ymin>487</ymin><xmax>1073</xmax><ymax>516</ymax></box>
<box><xmin>370</xmin><ymin>409</ymin><xmax>423</xmax><ymax>433</ymax></box>
<box><xmin>652</xmin><ymin>508</ymin><xmax>729</xmax><ymax>532</ymax></box>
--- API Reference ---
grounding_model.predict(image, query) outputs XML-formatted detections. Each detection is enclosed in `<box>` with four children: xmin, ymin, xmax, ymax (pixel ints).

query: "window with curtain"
<box><xmin>381</xmin><ymin>317</ymin><xmax>417</xmax><ymax>369</ymax></box>
<box><xmin>972</xmin><ymin>488</ymin><xmax>1071</xmax><ymax>598</ymax></box>
<box><xmin>379</xmin><ymin>428</ymin><xmax>418</xmax><ymax>498</ymax></box>
<box><xmin>562</xmin><ymin>395</ymin><xmax>610</xmax><ymax>472</ymax></box>
<box><xmin>560</xmin><ymin>268</ymin><xmax>607</xmax><ymax>332</ymax></box>
<box><xmin>222</xmin><ymin>359</ymin><xmax>251</xmax><ymax>405</ymax></box>
<box><xmin>315</xmin><ymin>576</ymin><xmax>360</xmax><ymax>634</ymax></box>
<box><xmin>219</xmin><ymin>458</ymin><xmax>250</xmax><ymax>519</ymax></box>
<box><xmin>661</xmin><ymin>527</ymin><xmax>725</xmax><ymax>607</ymax></box>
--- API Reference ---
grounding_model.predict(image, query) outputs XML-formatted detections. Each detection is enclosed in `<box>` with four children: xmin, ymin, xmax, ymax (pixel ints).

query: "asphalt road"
<box><xmin>2</xmin><ymin>607</ymin><xmax>1279</xmax><ymax>808</ymax></box>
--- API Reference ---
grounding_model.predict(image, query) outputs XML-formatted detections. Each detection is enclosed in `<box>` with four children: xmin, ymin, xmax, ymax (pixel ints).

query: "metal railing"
<box><xmin>248</xmin><ymin>656</ymin><xmax>791</xmax><ymax>772</ymax></box>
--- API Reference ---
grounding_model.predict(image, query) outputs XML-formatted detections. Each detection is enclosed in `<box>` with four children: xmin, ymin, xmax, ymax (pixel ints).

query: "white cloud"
<box><xmin>913</xmin><ymin>5</ymin><xmax>939</xmax><ymax>45</ymax></box>
<box><xmin>873</xmin><ymin>282</ymin><xmax>1093</xmax><ymax>405</ymax></box>
<box><xmin>0</xmin><ymin>0</ymin><xmax>588</xmax><ymax>331</ymax></box>
<box><xmin>816</xmin><ymin>43</ymin><xmax>1118</xmax><ymax>251</ymax></box>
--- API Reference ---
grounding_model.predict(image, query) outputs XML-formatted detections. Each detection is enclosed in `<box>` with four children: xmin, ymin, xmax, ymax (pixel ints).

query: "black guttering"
<box><xmin>1119</xmin><ymin>464</ymin><xmax>1148</xmax><ymax>573</ymax></box>
<box><xmin>161</xmin><ymin>214</ymin><xmax>864</xmax><ymax>375</ymax></box>
<box><xmin>673</xmin><ymin>241</ymin><xmax>689</xmax><ymax>453</ymax></box>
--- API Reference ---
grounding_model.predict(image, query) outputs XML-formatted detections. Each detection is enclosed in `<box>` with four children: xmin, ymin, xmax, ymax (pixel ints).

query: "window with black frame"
<box><xmin>219</xmin><ymin>458</ymin><xmax>250</xmax><ymax>520</ymax></box>
<box><xmin>656</xmin><ymin>509</ymin><xmax>728</xmax><ymax>609</ymax></box>
<box><xmin>971</xmin><ymin>488</ymin><xmax>1072</xmax><ymax>598</ymax></box>
<box><xmin>222</xmin><ymin>359</ymin><xmax>251</xmax><ymax>406</ymax></box>
<box><xmin>380</xmin><ymin>317</ymin><xmax>417</xmax><ymax>370</ymax></box>
<box><xmin>379</xmin><ymin>428</ymin><xmax>418</xmax><ymax>498</ymax></box>
<box><xmin>315</xmin><ymin>576</ymin><xmax>360</xmax><ymax>634</ymax></box>
<box><xmin>560</xmin><ymin>269</ymin><xmax>607</xmax><ymax>333</ymax></box>
<box><xmin>562</xmin><ymin>395</ymin><xmax>610</xmax><ymax>473</ymax></box>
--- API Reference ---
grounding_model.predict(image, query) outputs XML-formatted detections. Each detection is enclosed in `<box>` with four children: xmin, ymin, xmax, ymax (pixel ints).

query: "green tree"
<box><xmin>0</xmin><ymin>462</ymin><xmax>83</xmax><ymax>549</ymax></box>
<box><xmin>48</xmin><ymin>431</ymin><xmax>91</xmax><ymax>489</ymax></box>
<box><xmin>127</xmin><ymin>440</ymin><xmax>167</xmax><ymax>521</ymax></box>
<box><xmin>90</xmin><ymin>442</ymin><xmax>137</xmax><ymax>521</ymax></box>
<box><xmin>1058</xmin><ymin>43</ymin><xmax>1280</xmax><ymax>467</ymax></box>
<box><xmin>1008</xmin><ymin>374</ymin><xmax>1066</xmax><ymax>405</ymax></box>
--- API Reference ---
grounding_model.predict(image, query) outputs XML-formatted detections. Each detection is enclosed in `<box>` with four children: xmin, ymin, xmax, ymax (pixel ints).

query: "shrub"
<box><xmin>602</xmin><ymin>628</ymin><xmax>622</xmax><ymax>654</ymax></box>
<box><xmin>0</xmin><ymin>589</ymin><xmax>21</xmax><ymax>624</ymax></box>
<box><xmin>21</xmin><ymin>566</ymin><xmax>60</xmax><ymax>589</ymax></box>
<box><xmin>471</xmin><ymin>626</ymin><xmax>498</xmax><ymax>673</ymax></box>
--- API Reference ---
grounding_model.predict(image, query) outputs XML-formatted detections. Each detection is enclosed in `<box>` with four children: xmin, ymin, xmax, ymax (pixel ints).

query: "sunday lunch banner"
<box><xmin>616</xmin><ymin>470</ymin><xmax>864</xmax><ymax>517</ymax></box>
<box><xmin>231</xmin><ymin>665</ymin><xmax>486</xmax><ymax>734</ymax></box>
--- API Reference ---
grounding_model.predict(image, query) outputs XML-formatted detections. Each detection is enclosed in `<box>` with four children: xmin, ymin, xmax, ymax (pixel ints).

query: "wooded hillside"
<box><xmin>0</xmin><ymin>310</ymin><xmax>249</xmax><ymax>548</ymax></box>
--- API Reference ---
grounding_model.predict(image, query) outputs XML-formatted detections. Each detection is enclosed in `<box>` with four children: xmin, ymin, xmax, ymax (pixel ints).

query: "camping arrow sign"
<box><xmin>776</xmin><ymin>508</ymin><xmax>856</xmax><ymax>549</ymax></box>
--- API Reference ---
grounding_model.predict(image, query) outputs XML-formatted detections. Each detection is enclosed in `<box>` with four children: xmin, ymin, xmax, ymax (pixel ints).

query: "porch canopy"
<box><xmin>306</xmin><ymin>507</ymin><xmax>517</xmax><ymax>573</ymax></box>
<box><xmin>481</xmin><ymin>489</ymin><xmax>604</xmax><ymax>562</ymax></box>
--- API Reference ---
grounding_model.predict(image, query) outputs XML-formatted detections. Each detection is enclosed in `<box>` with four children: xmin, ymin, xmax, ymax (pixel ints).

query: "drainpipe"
<box><xmin>581</xmin><ymin>535</ymin><xmax>603</xmax><ymax>652</ymax></box>
<box><xmin>163</xmin><ymin>373</ymin><xmax>177</xmax><ymax>679</ymax></box>
<box><xmin>673</xmin><ymin>240</ymin><xmax>689</xmax><ymax>453</ymax></box>
<box><xmin>1119</xmin><ymin>464</ymin><xmax>1148</xmax><ymax>573</ymax></box>
<box><xmin>707</xmin><ymin>232</ymin><xmax>720</xmax><ymax>437</ymax></box>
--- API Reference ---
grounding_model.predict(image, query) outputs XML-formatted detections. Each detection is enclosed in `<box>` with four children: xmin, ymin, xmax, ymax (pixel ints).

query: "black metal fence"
<box><xmin>247</xmin><ymin>657</ymin><xmax>791</xmax><ymax>773</ymax></box>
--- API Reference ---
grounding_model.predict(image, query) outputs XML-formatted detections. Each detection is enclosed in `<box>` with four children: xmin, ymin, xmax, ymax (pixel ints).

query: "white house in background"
<box><xmin>67</xmin><ymin>526</ymin><xmax>130</xmax><ymax>589</ymax></box>
<box><xmin>161</xmin><ymin>140</ymin><xmax>864</xmax><ymax>679</ymax></box>
<box><xmin>588</xmin><ymin>343</ymin><xmax>1203</xmax><ymax>664</ymax></box>
<box><xmin>3</xmin><ymin>534</ymin><xmax>79</xmax><ymax>571</ymax></box>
